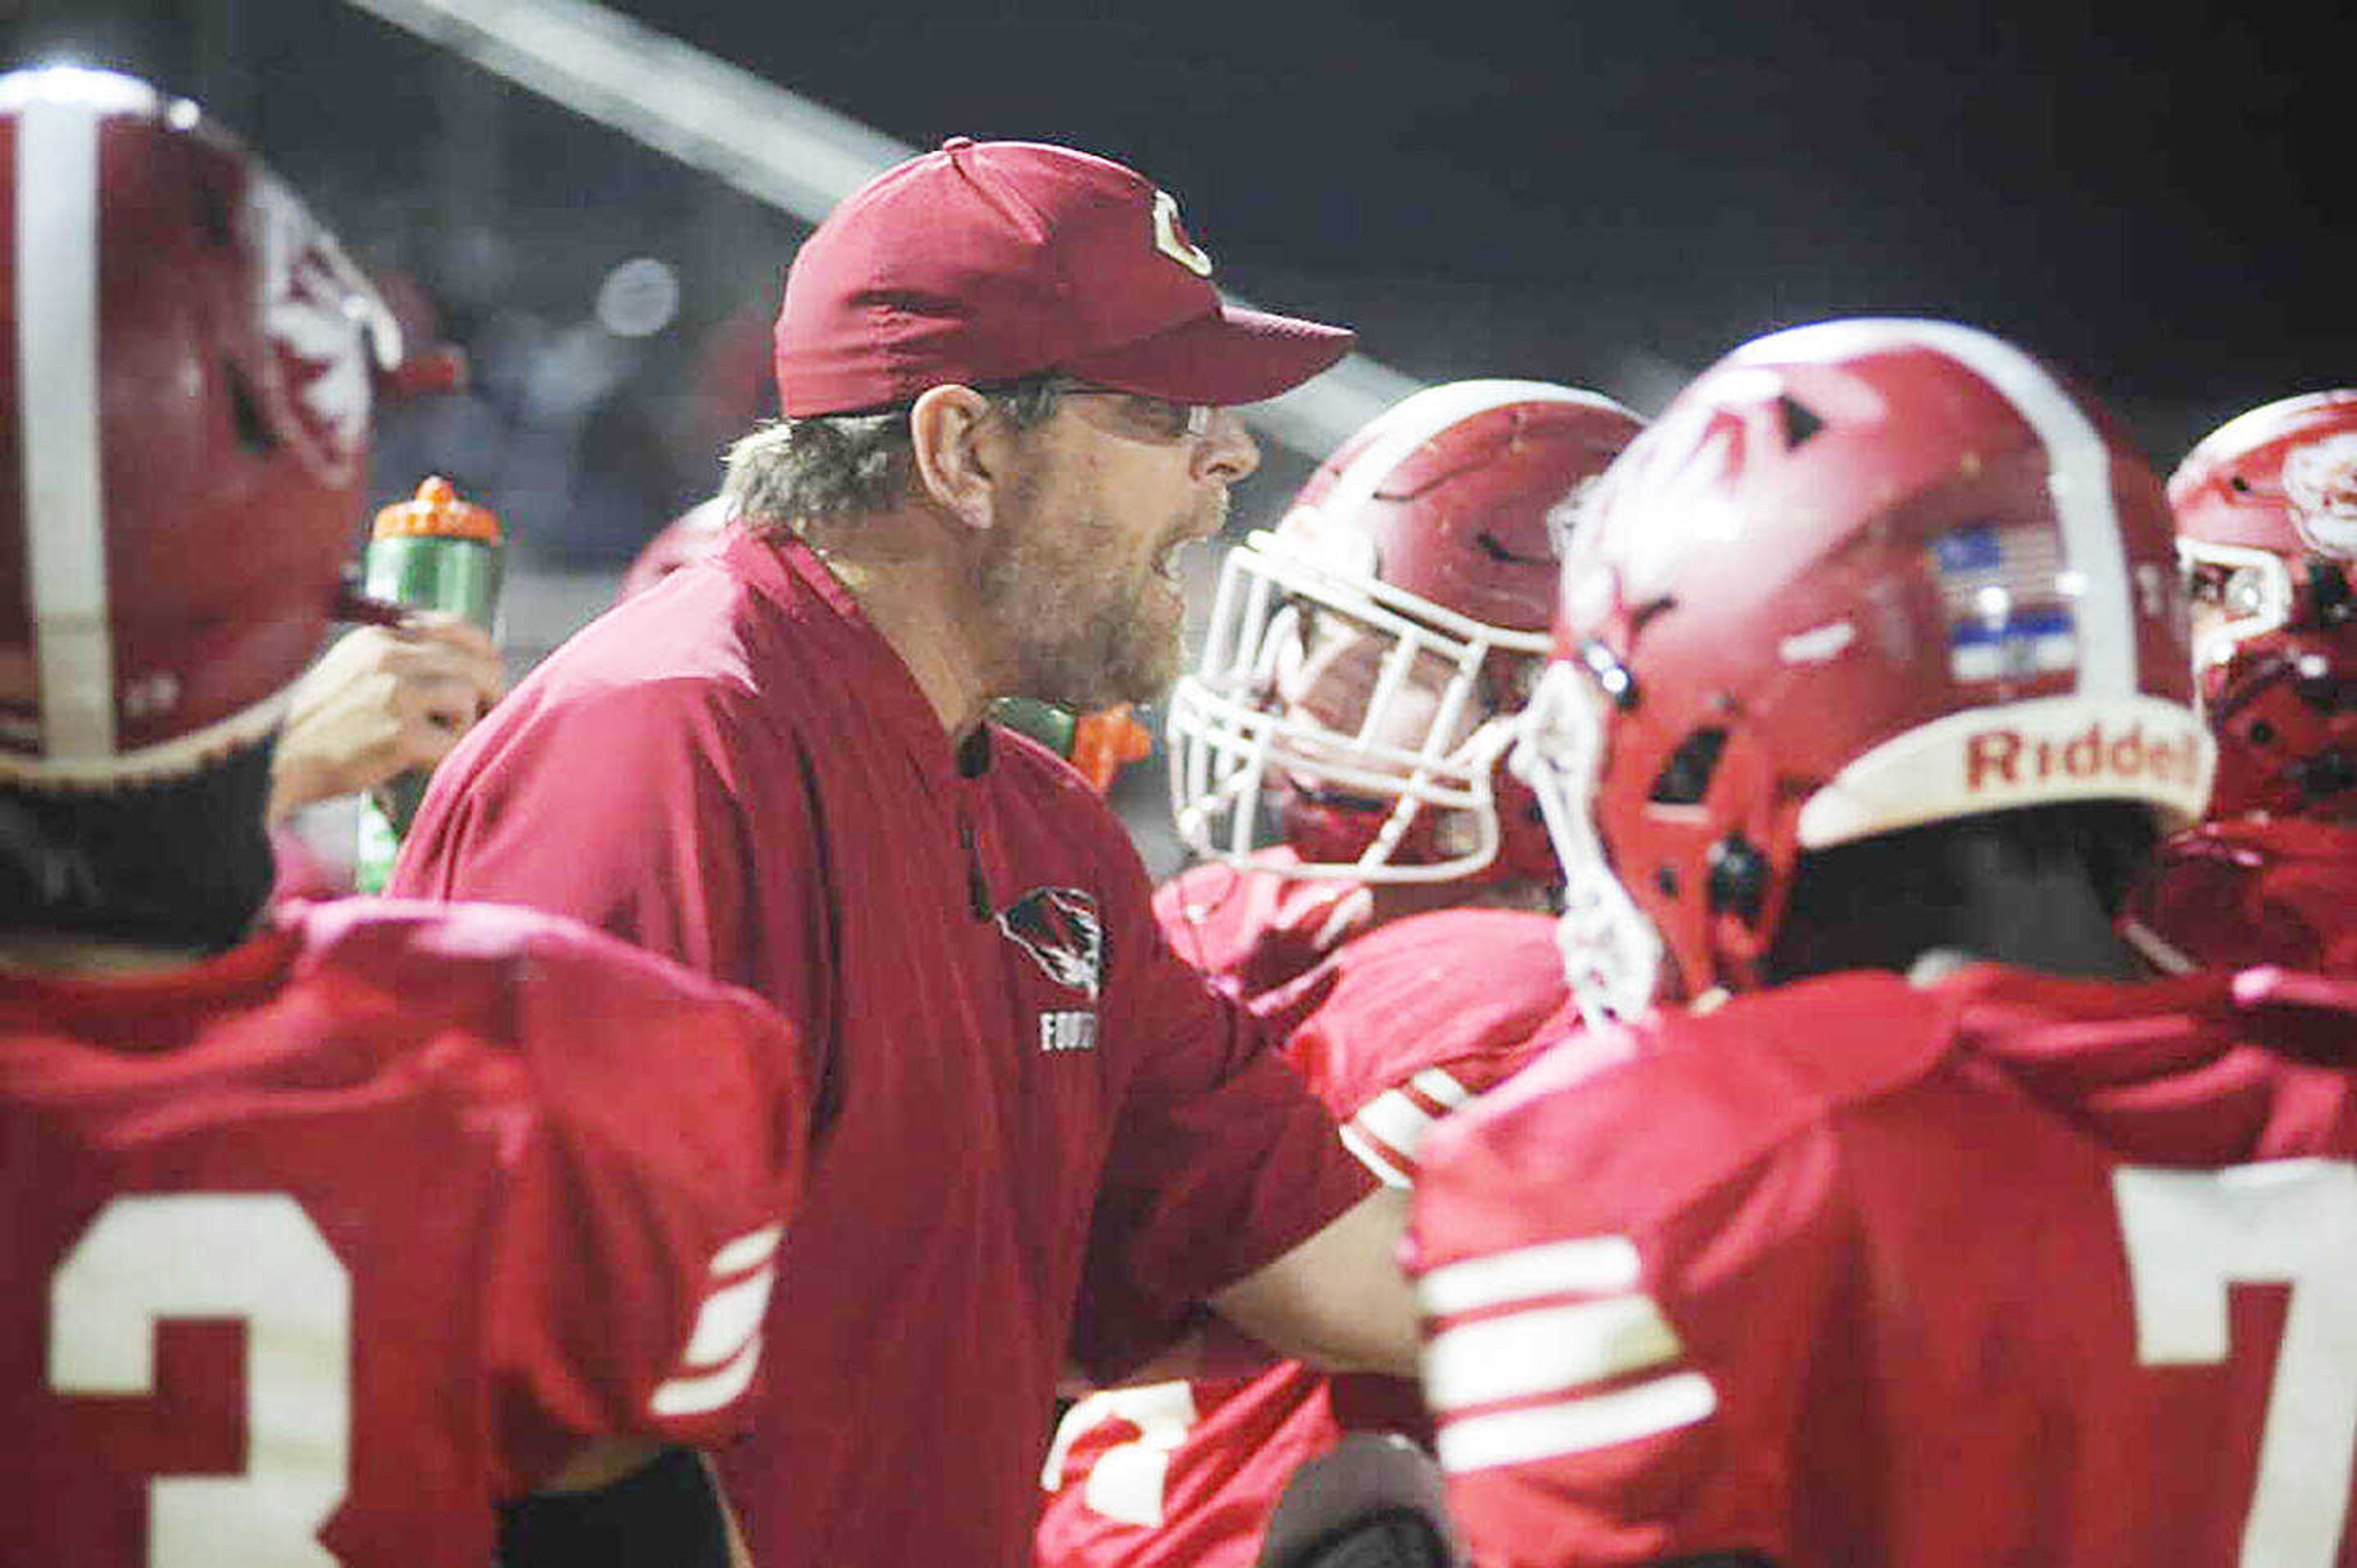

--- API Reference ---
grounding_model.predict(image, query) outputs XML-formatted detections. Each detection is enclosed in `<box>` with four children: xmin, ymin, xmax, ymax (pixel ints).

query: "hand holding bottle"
<box><xmin>267</xmin><ymin>611</ymin><xmax>505</xmax><ymax>825</ymax></box>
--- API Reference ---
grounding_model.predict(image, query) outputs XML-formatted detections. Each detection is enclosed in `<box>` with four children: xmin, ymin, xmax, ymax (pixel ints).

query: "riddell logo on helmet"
<box><xmin>1964</xmin><ymin>720</ymin><xmax>2203</xmax><ymax>792</ymax></box>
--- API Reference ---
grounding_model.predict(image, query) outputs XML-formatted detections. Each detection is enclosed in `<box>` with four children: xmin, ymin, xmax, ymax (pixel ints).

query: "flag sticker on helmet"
<box><xmin>1931</xmin><ymin>523</ymin><xmax>2078</xmax><ymax>683</ymax></box>
<box><xmin>1735</xmin><ymin>318</ymin><xmax>2139</xmax><ymax>698</ymax></box>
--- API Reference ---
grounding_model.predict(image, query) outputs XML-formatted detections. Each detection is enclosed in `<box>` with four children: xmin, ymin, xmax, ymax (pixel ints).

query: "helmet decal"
<box><xmin>1572</xmin><ymin>398</ymin><xmax>1747</xmax><ymax>606</ymax></box>
<box><xmin>1740</xmin><ymin>318</ymin><xmax>2142</xmax><ymax>700</ymax></box>
<box><xmin>1776</xmin><ymin>620</ymin><xmax>1858</xmax><ymax>666</ymax></box>
<box><xmin>1929</xmin><ymin>522</ymin><xmax>2077</xmax><ymax>684</ymax></box>
<box><xmin>2282</xmin><ymin>431</ymin><xmax>2357</xmax><ymax>558</ymax></box>
<box><xmin>249</xmin><ymin>173</ymin><xmax>376</xmax><ymax>478</ymax></box>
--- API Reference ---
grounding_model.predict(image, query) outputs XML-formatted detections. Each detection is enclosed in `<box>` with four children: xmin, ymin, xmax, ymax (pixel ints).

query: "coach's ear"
<box><xmin>910</xmin><ymin>384</ymin><xmax>1012</xmax><ymax>533</ymax></box>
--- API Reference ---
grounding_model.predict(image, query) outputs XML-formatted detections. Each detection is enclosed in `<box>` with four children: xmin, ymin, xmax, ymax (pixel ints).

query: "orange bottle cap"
<box><xmin>371</xmin><ymin>476</ymin><xmax>502</xmax><ymax>543</ymax></box>
<box><xmin>1070</xmin><ymin>704</ymin><xmax>1155</xmax><ymax>792</ymax></box>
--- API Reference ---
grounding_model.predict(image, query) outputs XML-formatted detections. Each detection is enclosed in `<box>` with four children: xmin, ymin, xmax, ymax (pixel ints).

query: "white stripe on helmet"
<box><xmin>17</xmin><ymin>80</ymin><xmax>117</xmax><ymax>762</ymax></box>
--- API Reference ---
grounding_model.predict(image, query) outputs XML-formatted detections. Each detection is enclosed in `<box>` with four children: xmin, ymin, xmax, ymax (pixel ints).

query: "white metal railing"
<box><xmin>337</xmin><ymin>0</ymin><xmax>1428</xmax><ymax>458</ymax></box>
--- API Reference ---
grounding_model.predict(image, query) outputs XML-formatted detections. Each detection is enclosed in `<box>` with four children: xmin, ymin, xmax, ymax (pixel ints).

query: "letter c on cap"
<box><xmin>1152</xmin><ymin>190</ymin><xmax>1214</xmax><ymax>277</ymax></box>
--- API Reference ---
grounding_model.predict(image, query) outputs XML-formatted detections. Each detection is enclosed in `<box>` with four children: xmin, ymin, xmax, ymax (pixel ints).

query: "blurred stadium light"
<box><xmin>338</xmin><ymin>0</ymin><xmax>1429</xmax><ymax>460</ymax></box>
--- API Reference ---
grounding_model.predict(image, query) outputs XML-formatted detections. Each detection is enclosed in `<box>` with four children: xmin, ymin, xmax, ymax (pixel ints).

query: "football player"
<box><xmin>2119</xmin><ymin>390</ymin><xmax>2357</xmax><ymax>976</ymax></box>
<box><xmin>1153</xmin><ymin>379</ymin><xmax>1646</xmax><ymax>1000</ymax></box>
<box><xmin>1406</xmin><ymin>320</ymin><xmax>2357</xmax><ymax>1567</ymax></box>
<box><xmin>1042</xmin><ymin>380</ymin><xmax>1643</xmax><ymax>1568</ymax></box>
<box><xmin>0</xmin><ymin>67</ymin><xmax>804</xmax><ymax>1564</ymax></box>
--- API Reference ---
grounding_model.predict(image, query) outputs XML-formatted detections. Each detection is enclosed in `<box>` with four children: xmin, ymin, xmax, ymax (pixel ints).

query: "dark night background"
<box><xmin>607</xmin><ymin>0</ymin><xmax>2346</xmax><ymax>414</ymax></box>
<box><xmin>6</xmin><ymin>0</ymin><xmax>2348</xmax><ymax>863</ymax></box>
<box><xmin>15</xmin><ymin>1</ymin><xmax>2349</xmax><ymax>514</ymax></box>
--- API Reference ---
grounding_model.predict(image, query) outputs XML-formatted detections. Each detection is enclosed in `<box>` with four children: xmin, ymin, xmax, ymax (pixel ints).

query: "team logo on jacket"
<box><xmin>996</xmin><ymin>886</ymin><xmax>1105</xmax><ymax>1002</ymax></box>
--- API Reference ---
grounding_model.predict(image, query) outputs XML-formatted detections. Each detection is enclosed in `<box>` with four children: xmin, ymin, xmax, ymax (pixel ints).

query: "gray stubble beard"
<box><xmin>981</xmin><ymin>495</ymin><xmax>1184</xmax><ymax>713</ymax></box>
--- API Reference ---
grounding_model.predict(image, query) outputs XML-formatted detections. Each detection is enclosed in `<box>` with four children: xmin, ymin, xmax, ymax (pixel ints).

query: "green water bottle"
<box><xmin>352</xmin><ymin>476</ymin><xmax>504</xmax><ymax>892</ymax></box>
<box><xmin>987</xmin><ymin>697</ymin><xmax>1151</xmax><ymax>794</ymax></box>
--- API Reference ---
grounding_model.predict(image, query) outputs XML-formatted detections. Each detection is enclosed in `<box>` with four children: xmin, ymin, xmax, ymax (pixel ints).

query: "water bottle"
<box><xmin>988</xmin><ymin>698</ymin><xmax>1152</xmax><ymax>794</ymax></box>
<box><xmin>352</xmin><ymin>476</ymin><xmax>504</xmax><ymax>891</ymax></box>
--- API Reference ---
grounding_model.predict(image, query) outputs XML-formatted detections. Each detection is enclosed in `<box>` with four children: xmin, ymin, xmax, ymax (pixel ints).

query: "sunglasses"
<box><xmin>1043</xmin><ymin>377</ymin><xmax>1214</xmax><ymax>443</ymax></box>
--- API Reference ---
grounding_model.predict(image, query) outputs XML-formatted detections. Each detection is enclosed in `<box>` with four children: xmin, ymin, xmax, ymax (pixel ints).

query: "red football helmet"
<box><xmin>2168</xmin><ymin>390</ymin><xmax>2357</xmax><ymax>821</ymax></box>
<box><xmin>0</xmin><ymin>66</ymin><xmax>404</xmax><ymax>789</ymax></box>
<box><xmin>1514</xmin><ymin>319</ymin><xmax>2212</xmax><ymax>1016</ymax></box>
<box><xmin>1166</xmin><ymin>379</ymin><xmax>1643</xmax><ymax>883</ymax></box>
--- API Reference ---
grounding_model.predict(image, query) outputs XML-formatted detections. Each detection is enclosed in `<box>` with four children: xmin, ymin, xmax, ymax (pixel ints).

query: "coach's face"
<box><xmin>983</xmin><ymin>387</ymin><xmax>1260</xmax><ymax>711</ymax></box>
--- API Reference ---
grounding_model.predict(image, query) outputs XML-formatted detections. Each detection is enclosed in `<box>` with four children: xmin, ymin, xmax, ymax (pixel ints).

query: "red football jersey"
<box><xmin>391</xmin><ymin>531</ymin><xmax>1373</xmax><ymax>1568</ymax></box>
<box><xmin>1041</xmin><ymin>908</ymin><xmax>1575</xmax><ymax>1568</ymax></box>
<box><xmin>1</xmin><ymin>898</ymin><xmax>804</xmax><ymax>1565</ymax></box>
<box><xmin>1152</xmin><ymin>852</ymin><xmax>1380</xmax><ymax>1009</ymax></box>
<box><xmin>1409</xmin><ymin>964</ymin><xmax>2357</xmax><ymax>1568</ymax></box>
<box><xmin>2123</xmin><ymin>816</ymin><xmax>2357</xmax><ymax>978</ymax></box>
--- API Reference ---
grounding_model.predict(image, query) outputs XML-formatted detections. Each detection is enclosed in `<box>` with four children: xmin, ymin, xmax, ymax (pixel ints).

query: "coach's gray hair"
<box><xmin>723</xmin><ymin>376</ymin><xmax>1067</xmax><ymax>536</ymax></box>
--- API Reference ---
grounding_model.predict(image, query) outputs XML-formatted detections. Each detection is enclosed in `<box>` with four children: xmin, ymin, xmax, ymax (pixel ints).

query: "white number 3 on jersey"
<box><xmin>50</xmin><ymin>1194</ymin><xmax>350</xmax><ymax>1567</ymax></box>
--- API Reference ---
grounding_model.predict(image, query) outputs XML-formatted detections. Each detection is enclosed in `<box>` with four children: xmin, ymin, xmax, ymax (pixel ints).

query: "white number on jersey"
<box><xmin>2113</xmin><ymin>1159</ymin><xmax>2357</xmax><ymax>1568</ymax></box>
<box><xmin>1040</xmin><ymin>1381</ymin><xmax>1200</xmax><ymax>1527</ymax></box>
<box><xmin>50</xmin><ymin>1193</ymin><xmax>351</xmax><ymax>1566</ymax></box>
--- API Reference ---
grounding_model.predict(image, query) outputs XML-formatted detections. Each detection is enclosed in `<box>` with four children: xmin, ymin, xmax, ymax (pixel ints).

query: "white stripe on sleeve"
<box><xmin>1436</xmin><ymin>1372</ymin><xmax>1717</xmax><ymax>1473</ymax></box>
<box><xmin>678</xmin><ymin>1267</ymin><xmax>775</xmax><ymax>1368</ymax></box>
<box><xmin>1339</xmin><ymin>1122</ymin><xmax>1414</xmax><ymax>1188</ymax></box>
<box><xmin>710</xmin><ymin>1222</ymin><xmax>784</xmax><ymax>1276</ymax></box>
<box><xmin>649</xmin><ymin>1334</ymin><xmax>762</xmax><ymax>1419</ymax></box>
<box><xmin>1422</xmin><ymin>1295</ymin><xmax>1684</xmax><ymax>1411</ymax></box>
<box><xmin>1410</xmin><ymin>1067</ymin><xmax>1474</xmax><ymax>1108</ymax></box>
<box><xmin>1417</xmin><ymin>1236</ymin><xmax>1641</xmax><ymax>1316</ymax></box>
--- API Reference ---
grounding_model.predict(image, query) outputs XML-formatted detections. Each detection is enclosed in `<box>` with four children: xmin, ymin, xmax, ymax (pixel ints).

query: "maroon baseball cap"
<box><xmin>772</xmin><ymin>137</ymin><xmax>1356</xmax><ymax>415</ymax></box>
